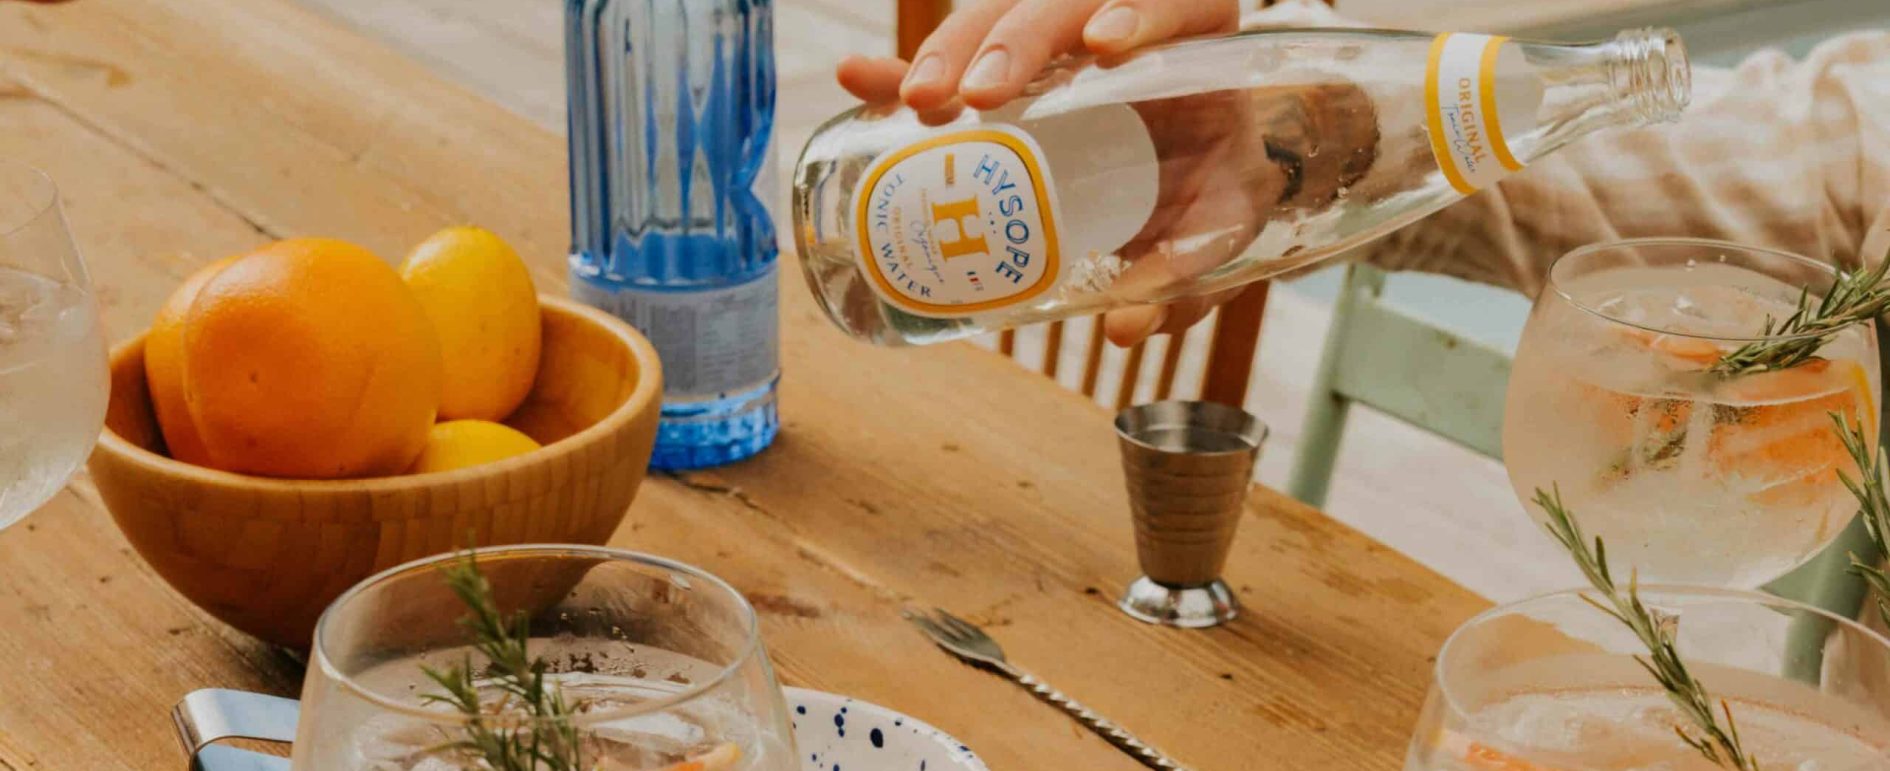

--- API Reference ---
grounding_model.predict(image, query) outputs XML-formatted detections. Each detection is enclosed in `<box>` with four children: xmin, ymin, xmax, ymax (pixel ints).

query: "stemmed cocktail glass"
<box><xmin>1422</xmin><ymin>238</ymin><xmax>1890</xmax><ymax>767</ymax></box>
<box><xmin>0</xmin><ymin>162</ymin><xmax>107</xmax><ymax>531</ymax></box>
<box><xmin>1502</xmin><ymin>238</ymin><xmax>1880</xmax><ymax>587</ymax></box>
<box><xmin>1405</xmin><ymin>587</ymin><xmax>1890</xmax><ymax>769</ymax></box>
<box><xmin>294</xmin><ymin>546</ymin><xmax>798</xmax><ymax>770</ymax></box>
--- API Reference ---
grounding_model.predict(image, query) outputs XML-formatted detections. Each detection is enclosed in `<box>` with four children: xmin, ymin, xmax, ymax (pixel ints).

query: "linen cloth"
<box><xmin>1249</xmin><ymin>0</ymin><xmax>1890</xmax><ymax>295</ymax></box>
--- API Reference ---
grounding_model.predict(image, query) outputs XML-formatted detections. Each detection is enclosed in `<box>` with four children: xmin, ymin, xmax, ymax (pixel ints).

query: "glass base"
<box><xmin>1118</xmin><ymin>577</ymin><xmax>1238</xmax><ymax>628</ymax></box>
<box><xmin>650</xmin><ymin>378</ymin><xmax>780</xmax><ymax>471</ymax></box>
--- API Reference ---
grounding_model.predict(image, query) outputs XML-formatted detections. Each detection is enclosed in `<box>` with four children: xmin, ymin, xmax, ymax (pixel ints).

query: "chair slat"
<box><xmin>1329</xmin><ymin>299</ymin><xmax>1510</xmax><ymax>460</ymax></box>
<box><xmin>1043</xmin><ymin>320</ymin><xmax>1066</xmax><ymax>378</ymax></box>
<box><xmin>1080</xmin><ymin>319</ymin><xmax>1107</xmax><ymax>397</ymax></box>
<box><xmin>1200</xmin><ymin>283</ymin><xmax>1270</xmax><ymax>407</ymax></box>
<box><xmin>1115</xmin><ymin>341</ymin><xmax>1147</xmax><ymax>411</ymax></box>
<box><xmin>999</xmin><ymin>329</ymin><xmax>1016</xmax><ymax>356</ymax></box>
<box><xmin>1154</xmin><ymin>332</ymin><xmax>1185</xmax><ymax>400</ymax></box>
<box><xmin>897</xmin><ymin>0</ymin><xmax>953</xmax><ymax>59</ymax></box>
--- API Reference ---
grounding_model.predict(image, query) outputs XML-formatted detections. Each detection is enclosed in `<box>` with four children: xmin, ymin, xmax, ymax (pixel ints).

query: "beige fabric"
<box><xmin>1248</xmin><ymin>1</ymin><xmax>1890</xmax><ymax>297</ymax></box>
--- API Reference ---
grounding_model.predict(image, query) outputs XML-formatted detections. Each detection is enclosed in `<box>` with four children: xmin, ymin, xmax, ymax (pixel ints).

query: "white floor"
<box><xmin>286</xmin><ymin>0</ymin><xmax>1610</xmax><ymax>602</ymax></box>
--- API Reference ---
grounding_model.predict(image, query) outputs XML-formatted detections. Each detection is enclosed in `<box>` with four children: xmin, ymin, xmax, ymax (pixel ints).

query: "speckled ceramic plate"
<box><xmin>786</xmin><ymin>687</ymin><xmax>987</xmax><ymax>771</ymax></box>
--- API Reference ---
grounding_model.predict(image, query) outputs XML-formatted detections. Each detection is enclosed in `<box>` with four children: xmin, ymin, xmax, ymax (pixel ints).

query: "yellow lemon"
<box><xmin>399</xmin><ymin>226</ymin><xmax>541</xmax><ymax>421</ymax></box>
<box><xmin>407</xmin><ymin>420</ymin><xmax>542</xmax><ymax>474</ymax></box>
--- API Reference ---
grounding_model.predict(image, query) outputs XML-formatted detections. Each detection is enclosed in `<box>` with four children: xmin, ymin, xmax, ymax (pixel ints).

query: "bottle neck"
<box><xmin>1602</xmin><ymin>28</ymin><xmax>1691</xmax><ymax>125</ymax></box>
<box><xmin>1522</xmin><ymin>28</ymin><xmax>1690</xmax><ymax>160</ymax></box>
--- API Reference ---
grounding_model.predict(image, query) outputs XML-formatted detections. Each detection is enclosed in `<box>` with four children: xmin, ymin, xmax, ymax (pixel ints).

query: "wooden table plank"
<box><xmin>0</xmin><ymin>0</ymin><xmax>1489</xmax><ymax>767</ymax></box>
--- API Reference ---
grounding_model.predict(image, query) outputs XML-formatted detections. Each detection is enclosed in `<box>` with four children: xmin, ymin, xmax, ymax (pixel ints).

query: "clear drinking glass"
<box><xmin>1502</xmin><ymin>238</ymin><xmax>1880</xmax><ymax>587</ymax></box>
<box><xmin>293</xmin><ymin>546</ymin><xmax>798</xmax><ymax>770</ymax></box>
<box><xmin>1406</xmin><ymin>587</ymin><xmax>1890</xmax><ymax>770</ymax></box>
<box><xmin>0</xmin><ymin>161</ymin><xmax>107</xmax><ymax>531</ymax></box>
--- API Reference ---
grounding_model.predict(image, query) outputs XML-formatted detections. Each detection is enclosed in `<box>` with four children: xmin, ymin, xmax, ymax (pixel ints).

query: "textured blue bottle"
<box><xmin>566</xmin><ymin>0</ymin><xmax>779</xmax><ymax>470</ymax></box>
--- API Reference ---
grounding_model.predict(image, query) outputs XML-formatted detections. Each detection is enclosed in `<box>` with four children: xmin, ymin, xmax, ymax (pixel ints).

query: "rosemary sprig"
<box><xmin>1710</xmin><ymin>257</ymin><xmax>1890</xmax><ymax>376</ymax></box>
<box><xmin>420</xmin><ymin>550</ymin><xmax>588</xmax><ymax>771</ymax></box>
<box><xmin>1533</xmin><ymin>486</ymin><xmax>1759</xmax><ymax>770</ymax></box>
<box><xmin>1828</xmin><ymin>413</ymin><xmax>1890</xmax><ymax>629</ymax></box>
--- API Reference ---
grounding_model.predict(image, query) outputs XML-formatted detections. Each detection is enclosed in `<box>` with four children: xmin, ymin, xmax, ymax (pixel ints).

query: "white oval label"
<box><xmin>851</xmin><ymin>126</ymin><xmax>1062</xmax><ymax>317</ymax></box>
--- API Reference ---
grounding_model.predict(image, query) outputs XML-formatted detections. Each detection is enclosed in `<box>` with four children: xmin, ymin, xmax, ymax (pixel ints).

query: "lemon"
<box><xmin>407</xmin><ymin>420</ymin><xmax>542</xmax><ymax>474</ymax></box>
<box><xmin>400</xmin><ymin>226</ymin><xmax>541</xmax><ymax>421</ymax></box>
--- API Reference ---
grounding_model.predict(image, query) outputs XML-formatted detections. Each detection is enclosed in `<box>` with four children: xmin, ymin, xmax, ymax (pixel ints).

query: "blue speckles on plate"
<box><xmin>784</xmin><ymin>687</ymin><xmax>987</xmax><ymax>771</ymax></box>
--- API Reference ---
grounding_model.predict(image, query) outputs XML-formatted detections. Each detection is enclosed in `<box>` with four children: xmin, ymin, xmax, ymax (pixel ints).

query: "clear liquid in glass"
<box><xmin>332</xmin><ymin>646</ymin><xmax>788</xmax><ymax>770</ymax></box>
<box><xmin>0</xmin><ymin>267</ymin><xmax>106</xmax><ymax>529</ymax></box>
<box><xmin>1413</xmin><ymin>687</ymin><xmax>1887</xmax><ymax>770</ymax></box>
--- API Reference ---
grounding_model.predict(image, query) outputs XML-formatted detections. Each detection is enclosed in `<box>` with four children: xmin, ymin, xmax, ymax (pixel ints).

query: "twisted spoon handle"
<box><xmin>1009</xmin><ymin>668</ymin><xmax>1191</xmax><ymax>771</ymax></box>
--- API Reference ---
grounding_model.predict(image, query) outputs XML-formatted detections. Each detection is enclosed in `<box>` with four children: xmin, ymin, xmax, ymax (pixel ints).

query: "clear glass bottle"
<box><xmin>793</xmin><ymin>28</ymin><xmax>1691</xmax><ymax>345</ymax></box>
<box><xmin>567</xmin><ymin>0</ymin><xmax>779</xmax><ymax>470</ymax></box>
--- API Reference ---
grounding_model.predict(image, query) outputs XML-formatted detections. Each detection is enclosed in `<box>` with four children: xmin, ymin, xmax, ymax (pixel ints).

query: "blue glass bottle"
<box><xmin>566</xmin><ymin>0</ymin><xmax>778</xmax><ymax>470</ymax></box>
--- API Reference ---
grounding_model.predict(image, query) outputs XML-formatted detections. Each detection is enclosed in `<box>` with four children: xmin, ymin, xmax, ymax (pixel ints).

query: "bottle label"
<box><xmin>850</xmin><ymin>126</ymin><xmax>1062</xmax><ymax>318</ymax></box>
<box><xmin>571</xmin><ymin>266</ymin><xmax>780</xmax><ymax>400</ymax></box>
<box><xmin>1425</xmin><ymin>33</ymin><xmax>1525</xmax><ymax>195</ymax></box>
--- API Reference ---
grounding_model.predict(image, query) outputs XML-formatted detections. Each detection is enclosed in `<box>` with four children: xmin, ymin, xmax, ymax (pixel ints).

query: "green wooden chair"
<box><xmin>1284</xmin><ymin>262</ymin><xmax>1510</xmax><ymax>507</ymax></box>
<box><xmin>1285</xmin><ymin>261</ymin><xmax>1879</xmax><ymax>617</ymax></box>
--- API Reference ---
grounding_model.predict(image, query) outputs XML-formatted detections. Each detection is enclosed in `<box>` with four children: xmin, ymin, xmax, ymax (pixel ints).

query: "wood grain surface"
<box><xmin>0</xmin><ymin>0</ymin><xmax>1487</xmax><ymax>768</ymax></box>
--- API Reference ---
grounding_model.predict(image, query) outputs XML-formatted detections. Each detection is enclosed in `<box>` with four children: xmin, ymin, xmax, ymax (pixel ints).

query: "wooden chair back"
<box><xmin>898</xmin><ymin>0</ymin><xmax>953</xmax><ymax>62</ymax></box>
<box><xmin>1283</xmin><ymin>263</ymin><xmax>1510</xmax><ymax>507</ymax></box>
<box><xmin>895</xmin><ymin>0</ymin><xmax>1277</xmax><ymax>411</ymax></box>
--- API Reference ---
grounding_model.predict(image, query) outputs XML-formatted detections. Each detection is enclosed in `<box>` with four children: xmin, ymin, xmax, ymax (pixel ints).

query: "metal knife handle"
<box><xmin>1009</xmin><ymin>669</ymin><xmax>1191</xmax><ymax>771</ymax></box>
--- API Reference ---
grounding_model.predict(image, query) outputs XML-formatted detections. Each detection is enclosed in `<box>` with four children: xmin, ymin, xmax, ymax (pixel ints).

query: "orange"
<box><xmin>1462</xmin><ymin>741</ymin><xmax>1557</xmax><ymax>771</ymax></box>
<box><xmin>145</xmin><ymin>257</ymin><xmax>235</xmax><ymax>465</ymax></box>
<box><xmin>399</xmin><ymin>227</ymin><xmax>540</xmax><ymax>421</ymax></box>
<box><xmin>1620</xmin><ymin>327</ymin><xmax>1724</xmax><ymax>369</ymax></box>
<box><xmin>1709</xmin><ymin>358</ymin><xmax>1874</xmax><ymax>507</ymax></box>
<box><xmin>660</xmin><ymin>743</ymin><xmax>742</xmax><ymax>771</ymax></box>
<box><xmin>1585</xmin><ymin>328</ymin><xmax>1717</xmax><ymax>456</ymax></box>
<box><xmin>180</xmin><ymin>238</ymin><xmax>442</xmax><ymax>478</ymax></box>
<box><xmin>1580</xmin><ymin>383</ymin><xmax>1692</xmax><ymax>457</ymax></box>
<box><xmin>1583</xmin><ymin>357</ymin><xmax>1875</xmax><ymax>499</ymax></box>
<box><xmin>1431</xmin><ymin>727</ymin><xmax>1560</xmax><ymax>771</ymax></box>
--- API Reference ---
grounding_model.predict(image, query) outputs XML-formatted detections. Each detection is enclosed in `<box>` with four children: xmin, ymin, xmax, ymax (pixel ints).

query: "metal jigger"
<box><xmin>1114</xmin><ymin>400</ymin><xmax>1268</xmax><ymax>628</ymax></box>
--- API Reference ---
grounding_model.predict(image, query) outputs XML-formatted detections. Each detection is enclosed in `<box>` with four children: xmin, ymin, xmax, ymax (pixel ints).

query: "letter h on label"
<box><xmin>930</xmin><ymin>196</ymin><xmax>988</xmax><ymax>261</ymax></box>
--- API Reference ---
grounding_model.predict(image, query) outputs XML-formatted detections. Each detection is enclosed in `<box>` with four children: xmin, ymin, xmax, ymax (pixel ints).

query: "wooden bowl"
<box><xmin>87</xmin><ymin>295</ymin><xmax>663</xmax><ymax>650</ymax></box>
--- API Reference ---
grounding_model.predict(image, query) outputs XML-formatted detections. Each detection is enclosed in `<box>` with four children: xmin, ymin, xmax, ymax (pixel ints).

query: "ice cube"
<box><xmin>351</xmin><ymin>714</ymin><xmax>452</xmax><ymax>769</ymax></box>
<box><xmin>0</xmin><ymin>271</ymin><xmax>63</xmax><ymax>348</ymax></box>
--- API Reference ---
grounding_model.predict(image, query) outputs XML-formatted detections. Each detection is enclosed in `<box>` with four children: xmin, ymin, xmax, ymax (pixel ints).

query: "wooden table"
<box><xmin>0</xmin><ymin>0</ymin><xmax>1487</xmax><ymax>768</ymax></box>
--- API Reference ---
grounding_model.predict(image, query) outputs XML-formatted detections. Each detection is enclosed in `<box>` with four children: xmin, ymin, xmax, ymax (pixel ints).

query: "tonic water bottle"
<box><xmin>792</xmin><ymin>27</ymin><xmax>1691</xmax><ymax>345</ymax></box>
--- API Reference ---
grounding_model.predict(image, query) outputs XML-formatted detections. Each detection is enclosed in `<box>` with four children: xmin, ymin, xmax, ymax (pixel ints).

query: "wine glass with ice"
<box><xmin>0</xmin><ymin>162</ymin><xmax>107</xmax><ymax>532</ymax></box>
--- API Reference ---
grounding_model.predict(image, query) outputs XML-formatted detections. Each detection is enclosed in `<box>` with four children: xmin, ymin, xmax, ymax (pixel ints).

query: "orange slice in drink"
<box><xmin>1432</xmin><ymin>727</ymin><xmax>1563</xmax><ymax>771</ymax></box>
<box><xmin>1582</xmin><ymin>327</ymin><xmax>1715</xmax><ymax>452</ymax></box>
<box><xmin>1620</xmin><ymin>327</ymin><xmax>1724</xmax><ymax>370</ymax></box>
<box><xmin>1577</xmin><ymin>382</ymin><xmax>1690</xmax><ymax>450</ymax></box>
<box><xmin>1580</xmin><ymin>385</ymin><xmax>1695</xmax><ymax>477</ymax></box>
<box><xmin>659</xmin><ymin>743</ymin><xmax>743</xmax><ymax>771</ymax></box>
<box><xmin>1708</xmin><ymin>358</ymin><xmax>1875</xmax><ymax>507</ymax></box>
